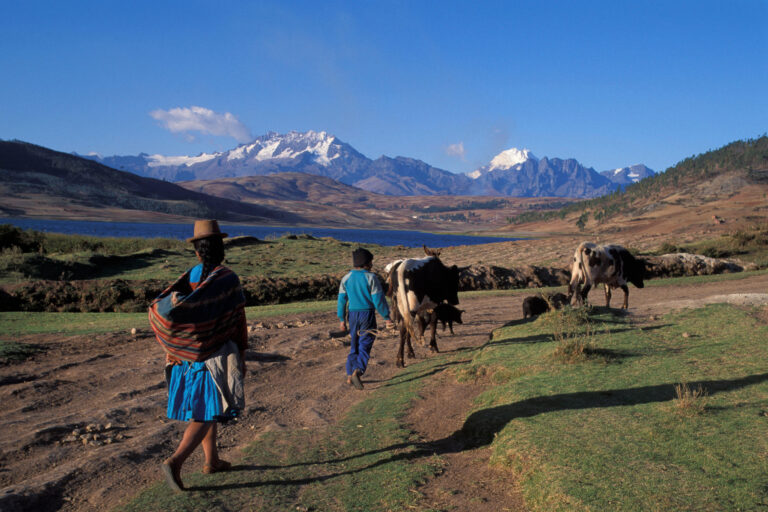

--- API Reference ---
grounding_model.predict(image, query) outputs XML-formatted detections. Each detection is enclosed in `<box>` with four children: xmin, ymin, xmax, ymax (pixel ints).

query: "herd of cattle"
<box><xmin>382</xmin><ymin>242</ymin><xmax>647</xmax><ymax>367</ymax></box>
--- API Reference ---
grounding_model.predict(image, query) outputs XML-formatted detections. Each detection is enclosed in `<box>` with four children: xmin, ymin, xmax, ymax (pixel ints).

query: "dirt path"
<box><xmin>1</xmin><ymin>273</ymin><xmax>767</xmax><ymax>511</ymax></box>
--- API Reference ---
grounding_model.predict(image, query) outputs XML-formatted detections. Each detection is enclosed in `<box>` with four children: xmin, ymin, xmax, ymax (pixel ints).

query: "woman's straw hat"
<box><xmin>187</xmin><ymin>220</ymin><xmax>229</xmax><ymax>243</ymax></box>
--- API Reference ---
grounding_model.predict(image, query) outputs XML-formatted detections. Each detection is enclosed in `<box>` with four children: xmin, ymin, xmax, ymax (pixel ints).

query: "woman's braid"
<box><xmin>193</xmin><ymin>237</ymin><xmax>225</xmax><ymax>282</ymax></box>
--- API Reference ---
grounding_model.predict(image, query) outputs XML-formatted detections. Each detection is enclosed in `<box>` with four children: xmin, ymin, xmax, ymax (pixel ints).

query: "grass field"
<box><xmin>116</xmin><ymin>295</ymin><xmax>768</xmax><ymax>511</ymax></box>
<box><xmin>0</xmin><ymin>230</ymin><xmax>421</xmax><ymax>284</ymax></box>
<box><xmin>465</xmin><ymin>304</ymin><xmax>768</xmax><ymax>511</ymax></box>
<box><xmin>3</xmin><ymin>224</ymin><xmax>766</xmax><ymax>285</ymax></box>
<box><xmin>0</xmin><ymin>300</ymin><xmax>337</xmax><ymax>337</ymax></box>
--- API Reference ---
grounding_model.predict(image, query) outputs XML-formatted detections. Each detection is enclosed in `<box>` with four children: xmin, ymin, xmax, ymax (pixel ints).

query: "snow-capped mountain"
<box><xmin>600</xmin><ymin>164</ymin><xmax>656</xmax><ymax>187</ymax></box>
<box><xmin>83</xmin><ymin>131</ymin><xmax>369</xmax><ymax>182</ymax></box>
<box><xmin>465</xmin><ymin>148</ymin><xmax>616</xmax><ymax>198</ymax></box>
<box><xmin>83</xmin><ymin>133</ymin><xmax>654</xmax><ymax>198</ymax></box>
<box><xmin>83</xmin><ymin>131</ymin><xmax>469</xmax><ymax>195</ymax></box>
<box><xmin>467</xmin><ymin>148</ymin><xmax>538</xmax><ymax>179</ymax></box>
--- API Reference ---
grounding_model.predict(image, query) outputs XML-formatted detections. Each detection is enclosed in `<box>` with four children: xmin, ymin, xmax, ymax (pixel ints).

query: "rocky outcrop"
<box><xmin>644</xmin><ymin>253</ymin><xmax>755</xmax><ymax>278</ymax></box>
<box><xmin>458</xmin><ymin>265</ymin><xmax>570</xmax><ymax>291</ymax></box>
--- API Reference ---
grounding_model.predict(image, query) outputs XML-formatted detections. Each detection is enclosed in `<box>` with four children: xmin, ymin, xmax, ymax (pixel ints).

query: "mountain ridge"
<box><xmin>0</xmin><ymin>139</ymin><xmax>300</xmax><ymax>223</ymax></box>
<box><xmin>82</xmin><ymin>131</ymin><xmax>653</xmax><ymax>198</ymax></box>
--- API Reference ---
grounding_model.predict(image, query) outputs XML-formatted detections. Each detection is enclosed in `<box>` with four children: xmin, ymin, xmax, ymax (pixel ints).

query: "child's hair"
<box><xmin>193</xmin><ymin>236</ymin><xmax>225</xmax><ymax>281</ymax></box>
<box><xmin>352</xmin><ymin>247</ymin><xmax>374</xmax><ymax>268</ymax></box>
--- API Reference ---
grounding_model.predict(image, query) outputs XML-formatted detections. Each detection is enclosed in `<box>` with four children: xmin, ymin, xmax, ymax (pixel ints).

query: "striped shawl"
<box><xmin>149</xmin><ymin>266</ymin><xmax>246</xmax><ymax>362</ymax></box>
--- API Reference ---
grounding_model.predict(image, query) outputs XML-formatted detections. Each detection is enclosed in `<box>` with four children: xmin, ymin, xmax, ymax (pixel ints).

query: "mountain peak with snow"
<box><xmin>489</xmin><ymin>147</ymin><xmax>537</xmax><ymax>170</ymax></box>
<box><xmin>600</xmin><ymin>164</ymin><xmax>655</xmax><ymax>186</ymax></box>
<box><xmin>468</xmin><ymin>147</ymin><xmax>537</xmax><ymax>179</ymax></box>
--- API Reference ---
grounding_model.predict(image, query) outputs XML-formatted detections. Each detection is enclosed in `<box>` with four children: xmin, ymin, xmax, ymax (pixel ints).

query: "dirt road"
<box><xmin>1</xmin><ymin>273</ymin><xmax>767</xmax><ymax>511</ymax></box>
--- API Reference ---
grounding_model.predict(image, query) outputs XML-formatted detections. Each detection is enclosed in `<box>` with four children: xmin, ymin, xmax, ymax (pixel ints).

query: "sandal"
<box><xmin>162</xmin><ymin>458</ymin><xmax>185</xmax><ymax>492</ymax></box>
<box><xmin>203</xmin><ymin>459</ymin><xmax>232</xmax><ymax>474</ymax></box>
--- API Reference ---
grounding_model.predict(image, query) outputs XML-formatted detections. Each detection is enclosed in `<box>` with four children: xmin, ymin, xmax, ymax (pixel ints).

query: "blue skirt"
<box><xmin>167</xmin><ymin>361</ymin><xmax>224</xmax><ymax>422</ymax></box>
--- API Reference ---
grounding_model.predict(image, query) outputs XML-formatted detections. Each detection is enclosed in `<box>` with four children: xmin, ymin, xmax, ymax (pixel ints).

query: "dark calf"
<box><xmin>429</xmin><ymin>303</ymin><xmax>464</xmax><ymax>335</ymax></box>
<box><xmin>522</xmin><ymin>296</ymin><xmax>549</xmax><ymax>318</ymax></box>
<box><xmin>548</xmin><ymin>292</ymin><xmax>569</xmax><ymax>309</ymax></box>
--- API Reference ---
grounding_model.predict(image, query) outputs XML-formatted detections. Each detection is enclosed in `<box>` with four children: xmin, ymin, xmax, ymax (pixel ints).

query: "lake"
<box><xmin>2</xmin><ymin>218</ymin><xmax>521</xmax><ymax>248</ymax></box>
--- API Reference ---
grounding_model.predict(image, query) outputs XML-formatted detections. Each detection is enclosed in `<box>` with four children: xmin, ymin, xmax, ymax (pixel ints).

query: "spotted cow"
<box><xmin>568</xmin><ymin>242</ymin><xmax>646</xmax><ymax>309</ymax></box>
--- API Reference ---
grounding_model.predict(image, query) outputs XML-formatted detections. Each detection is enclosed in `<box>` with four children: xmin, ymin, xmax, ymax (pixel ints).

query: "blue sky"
<box><xmin>1</xmin><ymin>0</ymin><xmax>766</xmax><ymax>174</ymax></box>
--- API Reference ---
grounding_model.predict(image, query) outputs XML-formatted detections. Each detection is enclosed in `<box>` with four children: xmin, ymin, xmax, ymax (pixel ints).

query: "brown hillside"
<box><xmin>504</xmin><ymin>137</ymin><xmax>768</xmax><ymax>249</ymax></box>
<box><xmin>0</xmin><ymin>140</ymin><xmax>299</xmax><ymax>225</ymax></box>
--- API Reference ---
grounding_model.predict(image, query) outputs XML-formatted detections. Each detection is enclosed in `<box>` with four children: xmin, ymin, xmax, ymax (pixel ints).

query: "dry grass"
<box><xmin>547</xmin><ymin>306</ymin><xmax>596</xmax><ymax>363</ymax></box>
<box><xmin>672</xmin><ymin>382</ymin><xmax>709</xmax><ymax>416</ymax></box>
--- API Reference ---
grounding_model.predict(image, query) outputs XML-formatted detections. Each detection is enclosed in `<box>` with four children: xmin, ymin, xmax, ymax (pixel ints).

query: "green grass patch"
<box><xmin>0</xmin><ymin>339</ymin><xmax>42</xmax><ymax>363</ymax></box>
<box><xmin>0</xmin><ymin>311</ymin><xmax>148</xmax><ymax>336</ymax></box>
<box><xmin>644</xmin><ymin>268</ymin><xmax>768</xmax><ymax>287</ymax></box>
<box><xmin>0</xmin><ymin>300</ymin><xmax>337</xmax><ymax>337</ymax></box>
<box><xmin>120</xmin><ymin>357</ymin><xmax>454</xmax><ymax>512</ymax></box>
<box><xmin>0</xmin><ymin>230</ymin><xmax>422</xmax><ymax>284</ymax></box>
<box><xmin>462</xmin><ymin>304</ymin><xmax>768</xmax><ymax>511</ymax></box>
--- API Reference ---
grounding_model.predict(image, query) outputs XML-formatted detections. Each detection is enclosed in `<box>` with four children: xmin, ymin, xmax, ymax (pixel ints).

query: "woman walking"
<box><xmin>148</xmin><ymin>220</ymin><xmax>248</xmax><ymax>492</ymax></box>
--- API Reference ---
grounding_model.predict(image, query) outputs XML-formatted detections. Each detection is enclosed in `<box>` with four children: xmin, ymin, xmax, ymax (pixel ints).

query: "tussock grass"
<box><xmin>673</xmin><ymin>382</ymin><xmax>709</xmax><ymax>417</ymax></box>
<box><xmin>545</xmin><ymin>306</ymin><xmax>601</xmax><ymax>364</ymax></box>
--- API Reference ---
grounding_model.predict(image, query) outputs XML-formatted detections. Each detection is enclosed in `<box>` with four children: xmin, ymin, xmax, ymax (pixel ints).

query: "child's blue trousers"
<box><xmin>346</xmin><ymin>309</ymin><xmax>377</xmax><ymax>376</ymax></box>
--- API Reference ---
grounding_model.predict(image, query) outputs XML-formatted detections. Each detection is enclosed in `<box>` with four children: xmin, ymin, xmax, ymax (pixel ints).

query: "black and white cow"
<box><xmin>386</xmin><ymin>246</ymin><xmax>461</xmax><ymax>367</ymax></box>
<box><xmin>568</xmin><ymin>242</ymin><xmax>646</xmax><ymax>309</ymax></box>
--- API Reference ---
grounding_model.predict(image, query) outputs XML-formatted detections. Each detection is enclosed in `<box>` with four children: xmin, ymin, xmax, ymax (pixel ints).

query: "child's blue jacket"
<box><xmin>337</xmin><ymin>269</ymin><xmax>390</xmax><ymax>321</ymax></box>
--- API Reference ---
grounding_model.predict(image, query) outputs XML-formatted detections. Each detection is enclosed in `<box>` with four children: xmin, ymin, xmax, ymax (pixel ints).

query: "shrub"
<box><xmin>0</xmin><ymin>224</ymin><xmax>44</xmax><ymax>252</ymax></box>
<box><xmin>673</xmin><ymin>382</ymin><xmax>708</xmax><ymax>416</ymax></box>
<box><xmin>547</xmin><ymin>307</ymin><xmax>595</xmax><ymax>364</ymax></box>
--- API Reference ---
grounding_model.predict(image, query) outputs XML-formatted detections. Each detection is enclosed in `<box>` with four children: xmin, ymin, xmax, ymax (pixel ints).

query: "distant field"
<box><xmin>2</xmin><ymin>271</ymin><xmax>765</xmax><ymax>338</ymax></box>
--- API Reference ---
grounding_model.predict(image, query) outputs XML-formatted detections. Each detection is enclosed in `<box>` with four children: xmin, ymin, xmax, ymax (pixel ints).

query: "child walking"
<box><xmin>337</xmin><ymin>248</ymin><xmax>392</xmax><ymax>390</ymax></box>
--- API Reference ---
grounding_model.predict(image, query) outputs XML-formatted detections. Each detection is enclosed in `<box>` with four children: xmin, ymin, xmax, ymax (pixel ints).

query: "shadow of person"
<box><xmin>190</xmin><ymin>372</ymin><xmax>768</xmax><ymax>491</ymax></box>
<box><xmin>457</xmin><ymin>372</ymin><xmax>768</xmax><ymax>448</ymax></box>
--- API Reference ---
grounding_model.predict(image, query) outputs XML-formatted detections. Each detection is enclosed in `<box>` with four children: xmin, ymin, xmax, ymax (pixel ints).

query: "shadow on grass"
<box><xmin>488</xmin><ymin>324</ymin><xmax>672</xmax><ymax>348</ymax></box>
<box><xmin>373</xmin><ymin>360</ymin><xmax>469</xmax><ymax>388</ymax></box>
<box><xmin>88</xmin><ymin>250</ymin><xmax>177</xmax><ymax>279</ymax></box>
<box><xmin>191</xmin><ymin>371</ymin><xmax>768</xmax><ymax>492</ymax></box>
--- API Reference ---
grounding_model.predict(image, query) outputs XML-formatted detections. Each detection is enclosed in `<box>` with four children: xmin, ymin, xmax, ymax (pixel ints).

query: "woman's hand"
<box><xmin>339</xmin><ymin>320</ymin><xmax>347</xmax><ymax>333</ymax></box>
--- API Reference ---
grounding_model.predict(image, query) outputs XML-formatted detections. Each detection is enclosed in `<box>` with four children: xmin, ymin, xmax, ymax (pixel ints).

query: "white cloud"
<box><xmin>445</xmin><ymin>141</ymin><xmax>466</xmax><ymax>160</ymax></box>
<box><xmin>150</xmin><ymin>106</ymin><xmax>252</xmax><ymax>143</ymax></box>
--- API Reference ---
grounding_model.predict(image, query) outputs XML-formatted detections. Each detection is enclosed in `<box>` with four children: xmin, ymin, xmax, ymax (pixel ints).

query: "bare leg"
<box><xmin>201</xmin><ymin>423</ymin><xmax>220</xmax><ymax>467</ymax></box>
<box><xmin>163</xmin><ymin>421</ymin><xmax>214</xmax><ymax>489</ymax></box>
<box><xmin>170</xmin><ymin>421</ymin><xmax>214</xmax><ymax>466</ymax></box>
